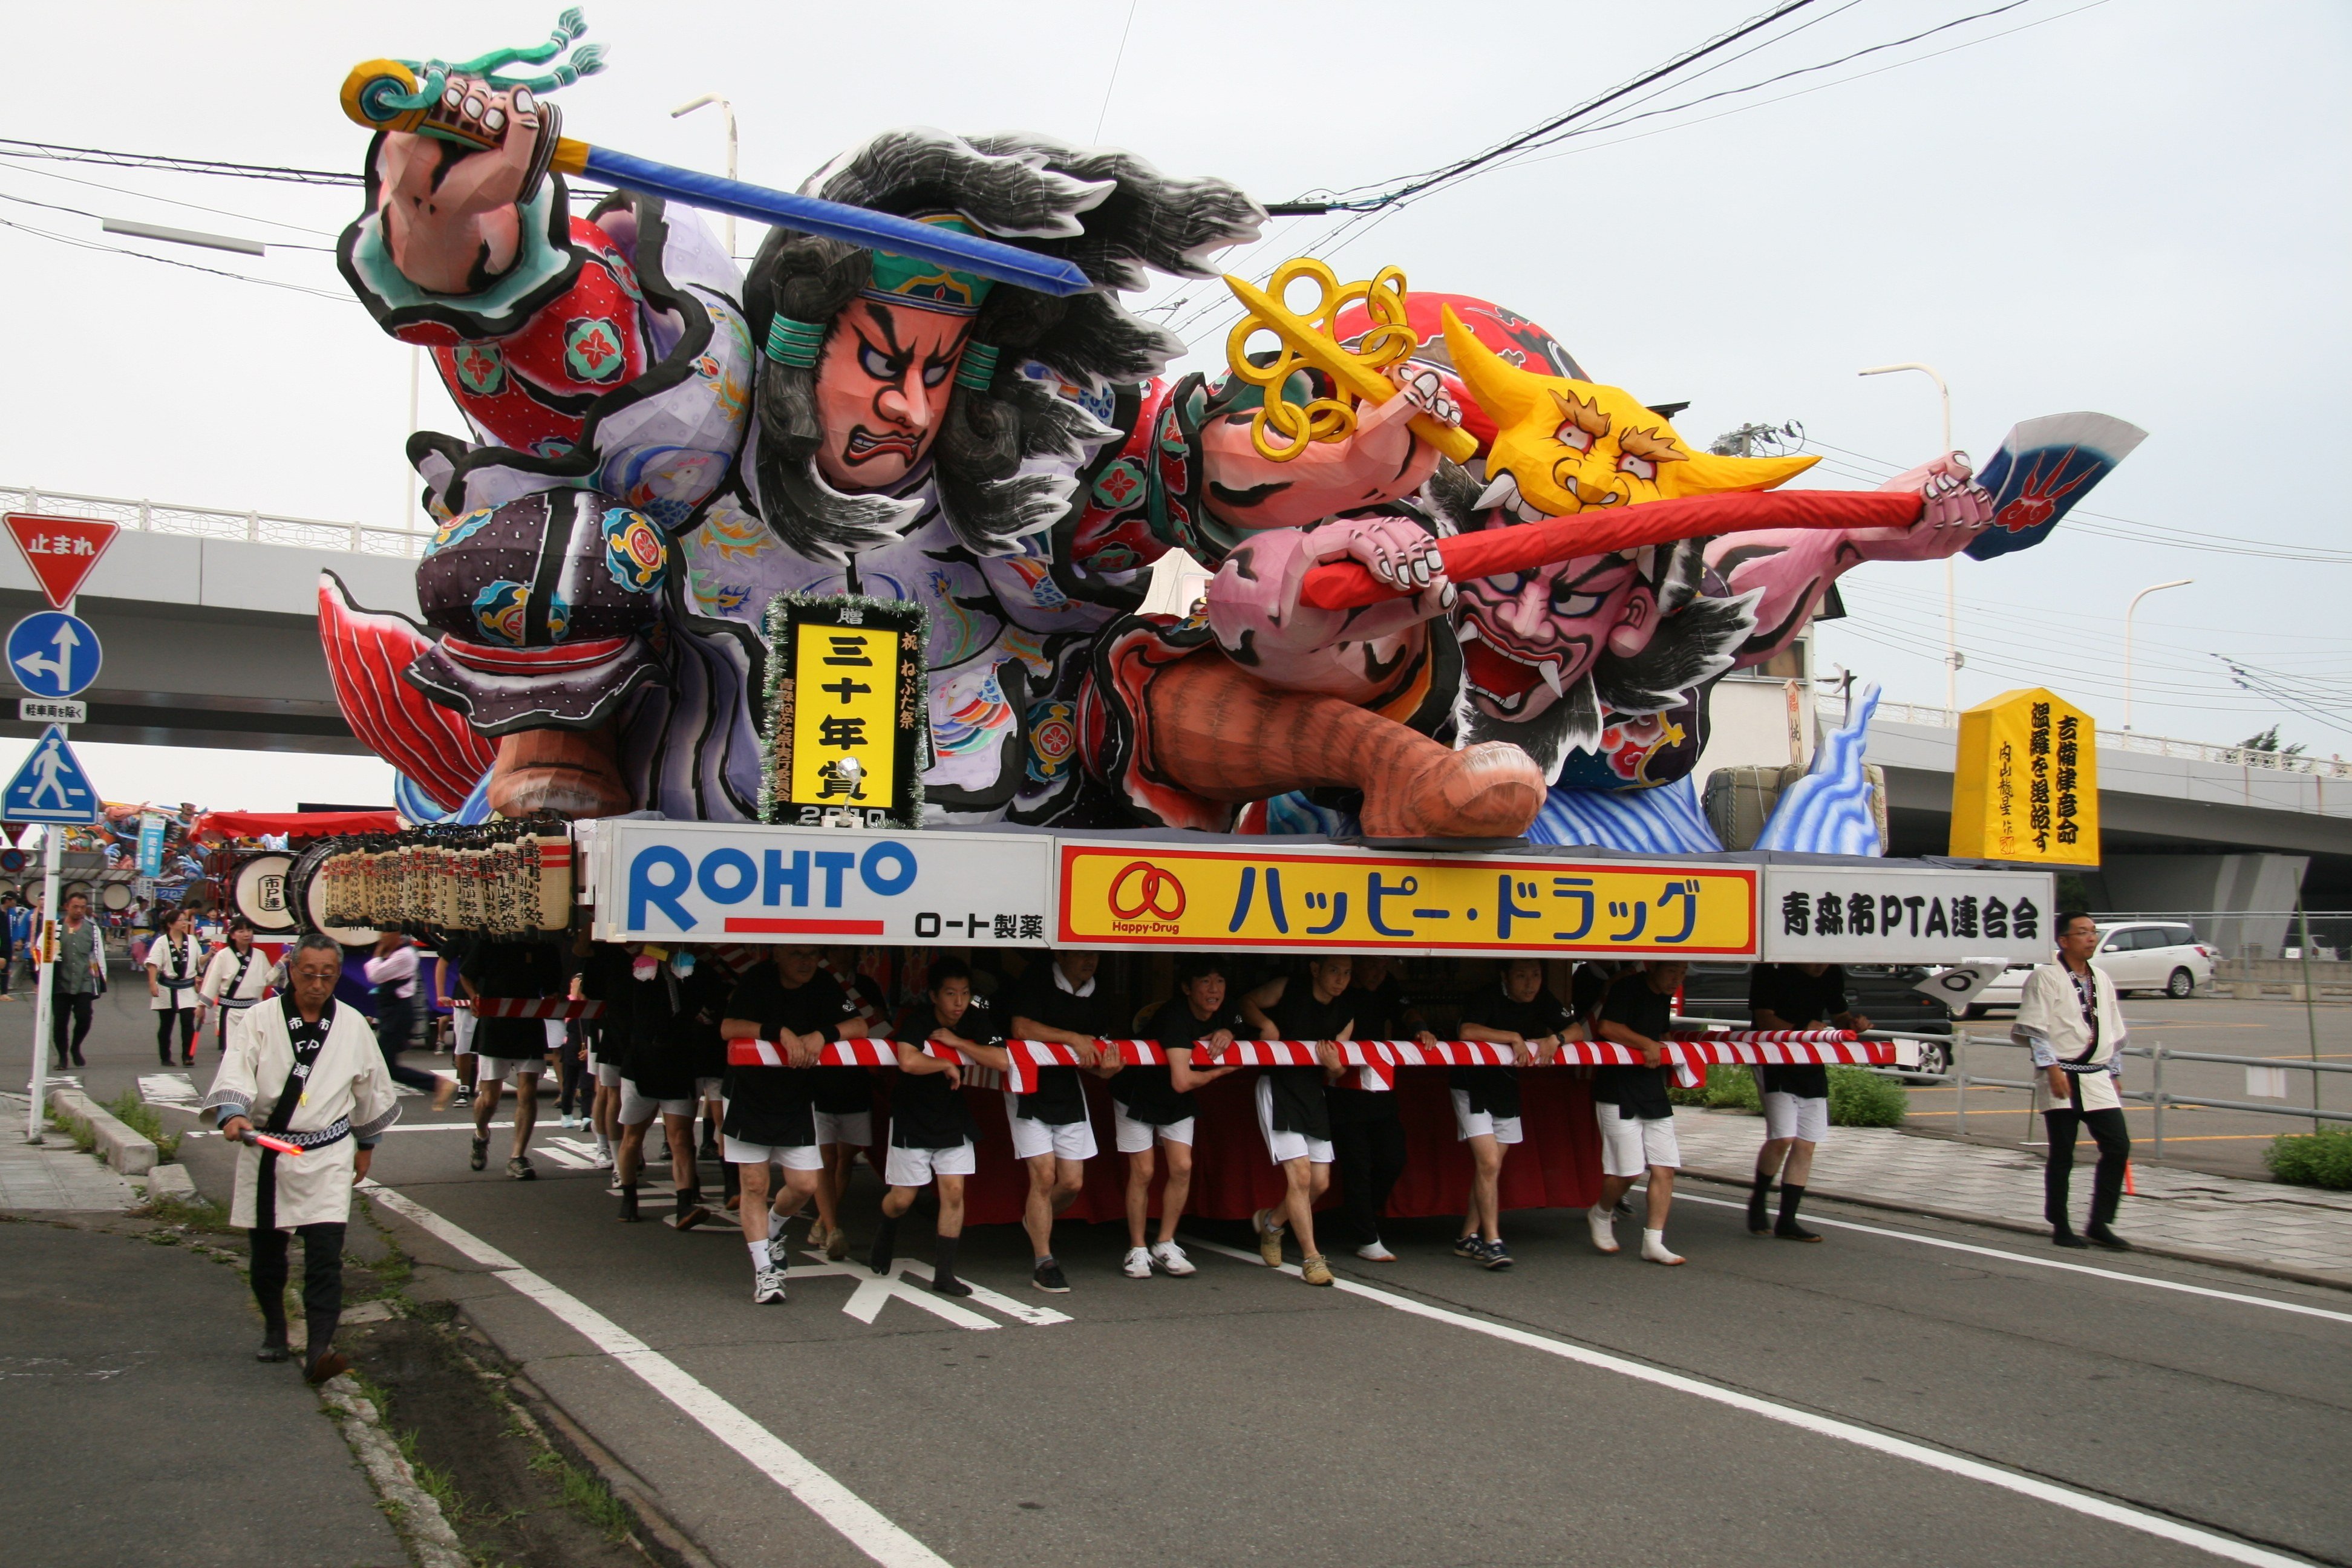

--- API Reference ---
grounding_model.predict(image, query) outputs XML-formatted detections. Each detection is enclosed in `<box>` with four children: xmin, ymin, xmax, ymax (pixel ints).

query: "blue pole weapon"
<box><xmin>338</xmin><ymin>10</ymin><xmax>1092</xmax><ymax>299</ymax></box>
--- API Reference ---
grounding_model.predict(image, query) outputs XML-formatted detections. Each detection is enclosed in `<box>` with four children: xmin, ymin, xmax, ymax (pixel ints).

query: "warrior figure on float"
<box><xmin>320</xmin><ymin>21</ymin><xmax>2124</xmax><ymax>851</ymax></box>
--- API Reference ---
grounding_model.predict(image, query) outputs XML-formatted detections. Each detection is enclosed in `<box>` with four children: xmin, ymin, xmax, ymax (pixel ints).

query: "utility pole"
<box><xmin>1858</xmin><ymin>363</ymin><xmax>1957</xmax><ymax>711</ymax></box>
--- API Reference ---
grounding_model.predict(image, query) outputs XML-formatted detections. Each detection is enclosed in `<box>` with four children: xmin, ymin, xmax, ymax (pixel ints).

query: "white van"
<box><xmin>1954</xmin><ymin>921</ymin><xmax>2218</xmax><ymax>1014</ymax></box>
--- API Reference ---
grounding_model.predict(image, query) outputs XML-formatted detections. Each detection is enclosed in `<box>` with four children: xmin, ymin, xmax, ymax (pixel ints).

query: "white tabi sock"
<box><xmin>595</xmin><ymin>1132</ymin><xmax>613</xmax><ymax>1157</ymax></box>
<box><xmin>1641</xmin><ymin>1228</ymin><xmax>1684</xmax><ymax>1266</ymax></box>
<box><xmin>748</xmin><ymin>1239</ymin><xmax>771</xmax><ymax>1271</ymax></box>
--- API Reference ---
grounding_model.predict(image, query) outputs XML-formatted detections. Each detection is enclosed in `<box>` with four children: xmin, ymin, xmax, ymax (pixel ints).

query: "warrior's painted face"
<box><xmin>813</xmin><ymin>300</ymin><xmax>973</xmax><ymax>491</ymax></box>
<box><xmin>1455</xmin><ymin>545</ymin><xmax>1655</xmax><ymax>722</ymax></box>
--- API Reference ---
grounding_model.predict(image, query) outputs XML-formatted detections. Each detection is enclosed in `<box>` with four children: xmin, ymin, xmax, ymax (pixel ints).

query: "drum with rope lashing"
<box><xmin>287</xmin><ymin>839</ymin><xmax>378</xmax><ymax>947</ymax></box>
<box><xmin>99</xmin><ymin>882</ymin><xmax>132</xmax><ymax>911</ymax></box>
<box><xmin>231</xmin><ymin>852</ymin><xmax>298</xmax><ymax>935</ymax></box>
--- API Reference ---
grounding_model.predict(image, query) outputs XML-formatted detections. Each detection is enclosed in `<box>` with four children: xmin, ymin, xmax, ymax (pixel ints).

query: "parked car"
<box><xmin>1677</xmin><ymin>962</ymin><xmax>1954</xmax><ymax>1080</ymax></box>
<box><xmin>1956</xmin><ymin>921</ymin><xmax>2218</xmax><ymax>1014</ymax></box>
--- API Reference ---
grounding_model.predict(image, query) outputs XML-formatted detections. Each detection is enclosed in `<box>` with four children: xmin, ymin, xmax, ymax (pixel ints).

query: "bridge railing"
<box><xmin>1826</xmin><ymin>697</ymin><xmax>2352</xmax><ymax>779</ymax></box>
<box><xmin>2</xmin><ymin>483</ymin><xmax>436</xmax><ymax>560</ymax></box>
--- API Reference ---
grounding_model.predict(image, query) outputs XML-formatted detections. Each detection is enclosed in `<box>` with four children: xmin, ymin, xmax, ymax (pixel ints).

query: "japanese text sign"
<box><xmin>1056</xmin><ymin>841</ymin><xmax>1757</xmax><ymax>957</ymax></box>
<box><xmin>1949</xmin><ymin>686</ymin><xmax>2099</xmax><ymax>866</ymax></box>
<box><xmin>4</xmin><ymin>514</ymin><xmax>119</xmax><ymax>609</ymax></box>
<box><xmin>1759</xmin><ymin>864</ymin><xmax>2054</xmax><ymax>963</ymax></box>
<box><xmin>583</xmin><ymin>818</ymin><xmax>1053</xmax><ymax>947</ymax></box>
<box><xmin>765</xmin><ymin>594</ymin><xmax>927</xmax><ymax>829</ymax></box>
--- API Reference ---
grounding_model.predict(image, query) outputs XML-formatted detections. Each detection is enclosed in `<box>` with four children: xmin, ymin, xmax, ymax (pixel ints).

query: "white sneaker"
<box><xmin>1122</xmin><ymin>1246</ymin><xmax>1153</xmax><ymax>1279</ymax></box>
<box><xmin>1355</xmin><ymin>1241</ymin><xmax>1397</xmax><ymax>1263</ymax></box>
<box><xmin>592</xmin><ymin>1148</ymin><xmax>615</xmax><ymax>1171</ymax></box>
<box><xmin>753</xmin><ymin>1266</ymin><xmax>788</xmax><ymax>1304</ymax></box>
<box><xmin>1587</xmin><ymin>1204</ymin><xmax>1621</xmax><ymax>1255</ymax></box>
<box><xmin>1151</xmin><ymin>1241</ymin><xmax>1197</xmax><ymax>1276</ymax></box>
<box><xmin>559</xmin><ymin>1113</ymin><xmax>579</xmax><ymax>1129</ymax></box>
<box><xmin>1641</xmin><ymin>1229</ymin><xmax>1685</xmax><ymax>1266</ymax></box>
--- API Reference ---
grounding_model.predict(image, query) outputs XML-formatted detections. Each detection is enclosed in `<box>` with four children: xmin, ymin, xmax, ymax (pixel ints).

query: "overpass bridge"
<box><xmin>0</xmin><ymin>483</ymin><xmax>424</xmax><ymax>756</ymax></box>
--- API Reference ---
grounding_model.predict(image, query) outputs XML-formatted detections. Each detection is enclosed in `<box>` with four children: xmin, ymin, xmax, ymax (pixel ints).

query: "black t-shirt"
<box><xmin>1452</xmin><ymin>987</ymin><xmax>1573</xmax><ymax>1120</ymax></box>
<box><xmin>1594</xmin><ymin>972</ymin><xmax>1675</xmax><ymax>1120</ymax></box>
<box><xmin>1263</xmin><ymin>987</ymin><xmax>1351</xmax><ymax>1141</ymax></box>
<box><xmin>1570</xmin><ymin>962</ymin><xmax>1617</xmax><ymax>1025</ymax></box>
<box><xmin>462</xmin><ymin>941</ymin><xmax>565</xmax><ymax>1057</ymax></box>
<box><xmin>581</xmin><ymin>946</ymin><xmax>695</xmax><ymax>1100</ymax></box>
<box><xmin>809</xmin><ymin>971</ymin><xmax>886</xmax><ymax>1116</ymax></box>
<box><xmin>1342</xmin><ymin>975</ymin><xmax>1414</xmax><ymax>1042</ymax></box>
<box><xmin>1120</xmin><ymin>998</ymin><xmax>1247</xmax><ymax>1125</ymax></box>
<box><xmin>1005</xmin><ymin>964</ymin><xmax>1121</xmax><ymax>1125</ymax></box>
<box><xmin>719</xmin><ymin>965</ymin><xmax>860</xmax><ymax>1146</ymax></box>
<box><xmin>889</xmin><ymin>999</ymin><xmax>995</xmax><ymax>1150</ymax></box>
<box><xmin>1747</xmin><ymin>964</ymin><xmax>1847</xmax><ymax>1098</ymax></box>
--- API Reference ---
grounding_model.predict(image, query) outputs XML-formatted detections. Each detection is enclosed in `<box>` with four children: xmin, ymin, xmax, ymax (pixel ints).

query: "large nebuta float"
<box><xmin>319</xmin><ymin>15</ymin><xmax>2144</xmax><ymax>850</ymax></box>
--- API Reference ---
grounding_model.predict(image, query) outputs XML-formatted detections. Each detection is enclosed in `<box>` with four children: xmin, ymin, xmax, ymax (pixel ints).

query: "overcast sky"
<box><xmin>2</xmin><ymin>0</ymin><xmax>2346</xmax><ymax>809</ymax></box>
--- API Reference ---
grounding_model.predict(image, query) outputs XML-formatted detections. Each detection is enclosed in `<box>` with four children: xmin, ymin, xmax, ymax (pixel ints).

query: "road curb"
<box><xmin>505</xmin><ymin>1362</ymin><xmax>726</xmax><ymax>1568</ymax></box>
<box><xmin>1678</xmin><ymin>1165</ymin><xmax>2352</xmax><ymax>1294</ymax></box>
<box><xmin>316</xmin><ymin>1373</ymin><xmax>470</xmax><ymax>1568</ymax></box>
<box><xmin>47</xmin><ymin>1086</ymin><xmax>157</xmax><ymax>1175</ymax></box>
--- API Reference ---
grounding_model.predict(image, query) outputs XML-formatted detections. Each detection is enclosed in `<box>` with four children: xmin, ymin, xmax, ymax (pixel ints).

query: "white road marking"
<box><xmin>1188</xmin><ymin>1239</ymin><xmax>2312</xmax><ymax>1568</ymax></box>
<box><xmin>1671</xmin><ymin>1192</ymin><xmax>2352</xmax><ymax>1327</ymax></box>
<box><xmin>360</xmin><ymin>1181</ymin><xmax>954</xmax><ymax>1568</ymax></box>
<box><xmin>137</xmin><ymin>1073</ymin><xmax>197</xmax><ymax>1109</ymax></box>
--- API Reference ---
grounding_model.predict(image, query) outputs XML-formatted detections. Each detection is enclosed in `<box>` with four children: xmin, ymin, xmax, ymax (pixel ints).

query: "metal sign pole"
<box><xmin>25</xmin><ymin>826</ymin><xmax>59</xmax><ymax>1143</ymax></box>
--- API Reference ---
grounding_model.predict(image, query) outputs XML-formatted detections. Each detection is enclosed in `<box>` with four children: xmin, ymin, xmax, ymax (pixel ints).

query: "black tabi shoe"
<box><xmin>616</xmin><ymin>1186</ymin><xmax>640</xmax><ymax>1223</ymax></box>
<box><xmin>2084</xmin><ymin>1223</ymin><xmax>2133</xmax><ymax>1252</ymax></box>
<box><xmin>2051</xmin><ymin>1224</ymin><xmax>2090</xmax><ymax>1250</ymax></box>
<box><xmin>1774</xmin><ymin>1221</ymin><xmax>1823</xmax><ymax>1243</ymax></box>
<box><xmin>255</xmin><ymin>1339</ymin><xmax>290</xmax><ymax>1364</ymax></box>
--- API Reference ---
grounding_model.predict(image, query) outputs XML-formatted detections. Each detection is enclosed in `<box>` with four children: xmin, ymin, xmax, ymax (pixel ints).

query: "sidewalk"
<box><xmin>1673</xmin><ymin>1106</ymin><xmax>2352</xmax><ymax>1287</ymax></box>
<box><xmin>0</xmin><ymin>1094</ymin><xmax>138</xmax><ymax>1211</ymax></box>
<box><xmin>0</xmin><ymin>1219</ymin><xmax>409</xmax><ymax>1568</ymax></box>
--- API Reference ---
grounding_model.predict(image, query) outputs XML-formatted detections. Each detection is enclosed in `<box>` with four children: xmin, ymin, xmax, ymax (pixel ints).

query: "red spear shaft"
<box><xmin>1297</xmin><ymin>489</ymin><xmax>1922</xmax><ymax>610</ymax></box>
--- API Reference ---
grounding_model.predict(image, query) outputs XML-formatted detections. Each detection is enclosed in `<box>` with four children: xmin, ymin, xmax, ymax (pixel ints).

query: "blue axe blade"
<box><xmin>578</xmin><ymin>145</ymin><xmax>1094</xmax><ymax>298</ymax></box>
<box><xmin>1962</xmin><ymin>411</ymin><xmax>2148</xmax><ymax>561</ymax></box>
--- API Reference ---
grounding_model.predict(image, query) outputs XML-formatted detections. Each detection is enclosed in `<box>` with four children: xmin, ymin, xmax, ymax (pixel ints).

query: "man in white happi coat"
<box><xmin>2013</xmin><ymin>911</ymin><xmax>2132</xmax><ymax>1251</ymax></box>
<box><xmin>202</xmin><ymin>933</ymin><xmax>400</xmax><ymax>1382</ymax></box>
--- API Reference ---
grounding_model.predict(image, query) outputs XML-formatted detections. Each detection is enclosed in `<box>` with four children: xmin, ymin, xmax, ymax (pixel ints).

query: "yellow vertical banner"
<box><xmin>1949</xmin><ymin>687</ymin><xmax>2099</xmax><ymax>865</ymax></box>
<box><xmin>765</xmin><ymin>594</ymin><xmax>929</xmax><ymax>828</ymax></box>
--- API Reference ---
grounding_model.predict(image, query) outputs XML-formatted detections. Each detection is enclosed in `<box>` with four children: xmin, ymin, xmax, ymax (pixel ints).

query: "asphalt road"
<box><xmin>1949</xmin><ymin>995</ymin><xmax>2351</xmax><ymax>1179</ymax></box>
<box><xmin>31</xmin><ymin>981</ymin><xmax>2352</xmax><ymax>1567</ymax></box>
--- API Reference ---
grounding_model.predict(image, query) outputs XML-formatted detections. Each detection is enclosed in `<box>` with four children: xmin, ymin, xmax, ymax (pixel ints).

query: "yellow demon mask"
<box><xmin>1440</xmin><ymin>305</ymin><xmax>1817</xmax><ymax>518</ymax></box>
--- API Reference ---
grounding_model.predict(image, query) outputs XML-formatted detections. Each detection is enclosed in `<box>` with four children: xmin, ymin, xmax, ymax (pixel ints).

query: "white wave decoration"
<box><xmin>1756</xmin><ymin>684</ymin><xmax>1883</xmax><ymax>855</ymax></box>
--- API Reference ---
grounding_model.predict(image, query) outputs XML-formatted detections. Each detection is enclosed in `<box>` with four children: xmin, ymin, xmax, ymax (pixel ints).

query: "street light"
<box><xmin>1859</xmin><ymin>362</ymin><xmax>1958</xmax><ymax>711</ymax></box>
<box><xmin>670</xmin><ymin>93</ymin><xmax>739</xmax><ymax>258</ymax></box>
<box><xmin>2123</xmin><ymin>578</ymin><xmax>2192</xmax><ymax>730</ymax></box>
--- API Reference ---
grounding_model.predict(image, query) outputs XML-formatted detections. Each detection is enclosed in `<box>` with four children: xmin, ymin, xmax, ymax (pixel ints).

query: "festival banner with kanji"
<box><xmin>1055</xmin><ymin>840</ymin><xmax>1757</xmax><ymax>958</ymax></box>
<box><xmin>1948</xmin><ymin>686</ymin><xmax>2099</xmax><ymax>866</ymax></box>
<box><xmin>765</xmin><ymin>593</ymin><xmax>928</xmax><ymax>829</ymax></box>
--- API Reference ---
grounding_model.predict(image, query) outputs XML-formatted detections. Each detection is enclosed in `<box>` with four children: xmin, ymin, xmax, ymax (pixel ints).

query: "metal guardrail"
<box><xmin>2</xmin><ymin>483</ymin><xmax>435</xmax><ymax>560</ymax></box>
<box><xmin>1679</xmin><ymin>1018</ymin><xmax>2348</xmax><ymax>1158</ymax></box>
<box><xmin>1841</xmin><ymin>697</ymin><xmax>2352</xmax><ymax>779</ymax></box>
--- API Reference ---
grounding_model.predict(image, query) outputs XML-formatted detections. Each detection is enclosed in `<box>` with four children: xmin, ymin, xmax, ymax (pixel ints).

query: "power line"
<box><xmin>0</xmin><ymin>137</ymin><xmax>360</xmax><ymax>187</ymax></box>
<box><xmin>0</xmin><ymin>214</ymin><xmax>351</xmax><ymax>302</ymax></box>
<box><xmin>0</xmin><ymin>189</ymin><xmax>335</xmax><ymax>252</ymax></box>
<box><xmin>0</xmin><ymin>154</ymin><xmax>344</xmax><ymax>237</ymax></box>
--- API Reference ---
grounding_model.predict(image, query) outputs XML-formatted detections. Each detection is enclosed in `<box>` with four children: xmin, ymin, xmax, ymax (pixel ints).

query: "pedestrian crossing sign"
<box><xmin>3</xmin><ymin>724</ymin><xmax>100</xmax><ymax>824</ymax></box>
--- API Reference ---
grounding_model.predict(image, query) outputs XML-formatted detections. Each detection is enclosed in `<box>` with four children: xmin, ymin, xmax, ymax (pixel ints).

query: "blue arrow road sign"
<box><xmin>7</xmin><ymin>611</ymin><xmax>100</xmax><ymax>699</ymax></box>
<box><xmin>3</xmin><ymin>724</ymin><xmax>100</xmax><ymax>824</ymax></box>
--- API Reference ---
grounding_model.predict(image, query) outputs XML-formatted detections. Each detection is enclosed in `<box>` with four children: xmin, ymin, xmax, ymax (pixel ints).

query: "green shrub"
<box><xmin>2264</xmin><ymin>1129</ymin><xmax>2352</xmax><ymax>1190</ymax></box>
<box><xmin>105</xmin><ymin>1089</ymin><xmax>180</xmax><ymax>1160</ymax></box>
<box><xmin>1827</xmin><ymin>1067</ymin><xmax>1907</xmax><ymax>1127</ymax></box>
<box><xmin>1666</xmin><ymin>1064</ymin><xmax>1761</xmax><ymax>1109</ymax></box>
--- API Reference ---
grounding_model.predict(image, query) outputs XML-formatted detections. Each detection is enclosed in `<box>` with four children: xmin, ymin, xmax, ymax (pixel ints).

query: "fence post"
<box><xmin>2151</xmin><ymin>1045</ymin><xmax>2164</xmax><ymax>1161</ymax></box>
<box><xmin>246</xmin><ymin>509</ymin><xmax>260</xmax><ymax>543</ymax></box>
<box><xmin>1954</xmin><ymin>1031</ymin><xmax>1967</xmax><ymax>1138</ymax></box>
<box><xmin>139</xmin><ymin>499</ymin><xmax>151</xmax><ymax>532</ymax></box>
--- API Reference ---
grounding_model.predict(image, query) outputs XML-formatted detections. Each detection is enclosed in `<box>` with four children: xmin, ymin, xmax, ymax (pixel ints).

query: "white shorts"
<box><xmin>619</xmin><ymin>1082</ymin><xmax>694</xmax><ymax>1124</ymax></box>
<box><xmin>592</xmin><ymin>1060</ymin><xmax>624</xmax><ymax>1088</ymax></box>
<box><xmin>451</xmin><ymin>1009</ymin><xmax>475</xmax><ymax>1053</ymax></box>
<box><xmin>475</xmin><ymin>1056</ymin><xmax>546</xmax><ymax>1083</ymax></box>
<box><xmin>722</xmin><ymin>1136</ymin><xmax>825</xmax><ymax>1171</ymax></box>
<box><xmin>1596</xmin><ymin>1102</ymin><xmax>1681</xmax><ymax>1177</ymax></box>
<box><xmin>1254</xmin><ymin>1075</ymin><xmax>1333</xmax><ymax>1166</ymax></box>
<box><xmin>696</xmin><ymin>1076</ymin><xmax>724</xmax><ymax>1100</ymax></box>
<box><xmin>1763</xmin><ymin>1091</ymin><xmax>1830</xmax><ymax>1144</ymax></box>
<box><xmin>884</xmin><ymin>1140</ymin><xmax>978</xmax><ymax>1187</ymax></box>
<box><xmin>1003</xmin><ymin>1094</ymin><xmax>1098</xmax><ymax>1162</ymax></box>
<box><xmin>1113</xmin><ymin>1105</ymin><xmax>1195</xmax><ymax>1154</ymax></box>
<box><xmin>813</xmin><ymin>1109</ymin><xmax>873</xmax><ymax>1148</ymax></box>
<box><xmin>545</xmin><ymin>1020</ymin><xmax>566</xmax><ymax>1051</ymax></box>
<box><xmin>1451</xmin><ymin>1089</ymin><xmax>1523</xmax><ymax>1146</ymax></box>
